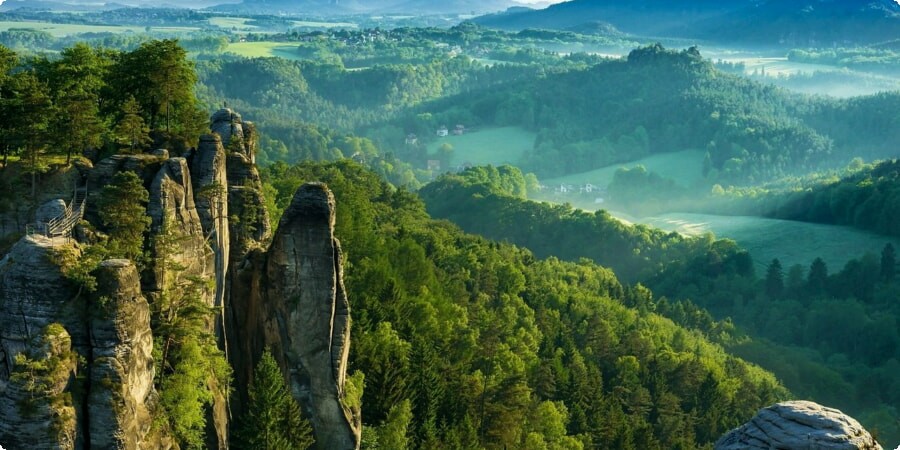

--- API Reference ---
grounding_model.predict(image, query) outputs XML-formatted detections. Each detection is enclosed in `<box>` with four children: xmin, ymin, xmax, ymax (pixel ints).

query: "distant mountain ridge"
<box><xmin>476</xmin><ymin>0</ymin><xmax>900</xmax><ymax>46</ymax></box>
<box><xmin>231</xmin><ymin>0</ymin><xmax>525</xmax><ymax>15</ymax></box>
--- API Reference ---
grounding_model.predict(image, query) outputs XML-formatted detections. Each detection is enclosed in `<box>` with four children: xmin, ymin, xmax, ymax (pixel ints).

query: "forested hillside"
<box><xmin>475</xmin><ymin>0</ymin><xmax>900</xmax><ymax>46</ymax></box>
<box><xmin>261</xmin><ymin>160</ymin><xmax>787</xmax><ymax>449</ymax></box>
<box><xmin>401</xmin><ymin>44</ymin><xmax>900</xmax><ymax>185</ymax></box>
<box><xmin>420</xmin><ymin>166</ymin><xmax>900</xmax><ymax>443</ymax></box>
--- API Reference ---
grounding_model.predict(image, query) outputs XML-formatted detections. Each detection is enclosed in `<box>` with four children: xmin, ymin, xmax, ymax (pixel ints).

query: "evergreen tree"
<box><xmin>881</xmin><ymin>243</ymin><xmax>895</xmax><ymax>281</ymax></box>
<box><xmin>807</xmin><ymin>257</ymin><xmax>829</xmax><ymax>298</ymax></box>
<box><xmin>237</xmin><ymin>350</ymin><xmax>314</xmax><ymax>450</ymax></box>
<box><xmin>8</xmin><ymin>71</ymin><xmax>53</xmax><ymax>198</ymax></box>
<box><xmin>45</xmin><ymin>43</ymin><xmax>111</xmax><ymax>164</ymax></box>
<box><xmin>97</xmin><ymin>171</ymin><xmax>151</xmax><ymax>262</ymax></box>
<box><xmin>765</xmin><ymin>258</ymin><xmax>784</xmax><ymax>299</ymax></box>
<box><xmin>0</xmin><ymin>45</ymin><xmax>17</xmax><ymax>166</ymax></box>
<box><xmin>116</xmin><ymin>96</ymin><xmax>151</xmax><ymax>153</ymax></box>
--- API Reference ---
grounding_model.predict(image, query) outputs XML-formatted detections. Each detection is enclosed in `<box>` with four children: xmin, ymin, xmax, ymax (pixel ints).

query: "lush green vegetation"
<box><xmin>788</xmin><ymin>47</ymin><xmax>900</xmax><ymax>74</ymax></box>
<box><xmin>236</xmin><ymin>350</ymin><xmax>315</xmax><ymax>449</ymax></box>
<box><xmin>261</xmin><ymin>160</ymin><xmax>786</xmax><ymax>449</ymax></box>
<box><xmin>426</xmin><ymin>126</ymin><xmax>536</xmax><ymax>169</ymax></box>
<box><xmin>632</xmin><ymin>212</ymin><xmax>900</xmax><ymax>274</ymax></box>
<box><xmin>419</xmin><ymin>167</ymin><xmax>900</xmax><ymax>443</ymax></box>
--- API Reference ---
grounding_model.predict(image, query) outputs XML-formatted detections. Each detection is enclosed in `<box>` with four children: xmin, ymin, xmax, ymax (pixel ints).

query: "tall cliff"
<box><xmin>0</xmin><ymin>108</ymin><xmax>360</xmax><ymax>449</ymax></box>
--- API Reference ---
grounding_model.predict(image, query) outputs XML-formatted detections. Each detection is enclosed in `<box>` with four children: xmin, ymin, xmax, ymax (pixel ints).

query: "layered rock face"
<box><xmin>267</xmin><ymin>183</ymin><xmax>358</xmax><ymax>450</ymax></box>
<box><xmin>716</xmin><ymin>401</ymin><xmax>883</xmax><ymax>450</ymax></box>
<box><xmin>87</xmin><ymin>260</ymin><xmax>159</xmax><ymax>450</ymax></box>
<box><xmin>0</xmin><ymin>108</ymin><xmax>359</xmax><ymax>450</ymax></box>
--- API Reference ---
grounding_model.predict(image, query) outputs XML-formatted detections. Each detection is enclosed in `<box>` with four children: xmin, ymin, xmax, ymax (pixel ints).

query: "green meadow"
<box><xmin>542</xmin><ymin>149</ymin><xmax>706</xmax><ymax>188</ymax></box>
<box><xmin>225</xmin><ymin>41</ymin><xmax>307</xmax><ymax>60</ymax></box>
<box><xmin>632</xmin><ymin>212</ymin><xmax>900</xmax><ymax>271</ymax></box>
<box><xmin>0</xmin><ymin>21</ymin><xmax>196</xmax><ymax>36</ymax></box>
<box><xmin>427</xmin><ymin>126</ymin><xmax>536</xmax><ymax>168</ymax></box>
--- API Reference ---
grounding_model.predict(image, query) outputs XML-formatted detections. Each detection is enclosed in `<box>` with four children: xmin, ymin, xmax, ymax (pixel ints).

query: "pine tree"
<box><xmin>97</xmin><ymin>170</ymin><xmax>151</xmax><ymax>262</ymax></box>
<box><xmin>807</xmin><ymin>257</ymin><xmax>829</xmax><ymax>298</ymax></box>
<box><xmin>881</xmin><ymin>243</ymin><xmax>895</xmax><ymax>281</ymax></box>
<box><xmin>764</xmin><ymin>258</ymin><xmax>784</xmax><ymax>299</ymax></box>
<box><xmin>237</xmin><ymin>350</ymin><xmax>315</xmax><ymax>450</ymax></box>
<box><xmin>116</xmin><ymin>96</ymin><xmax>150</xmax><ymax>153</ymax></box>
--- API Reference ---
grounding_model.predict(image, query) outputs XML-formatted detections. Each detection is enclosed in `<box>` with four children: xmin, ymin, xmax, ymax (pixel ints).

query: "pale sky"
<box><xmin>517</xmin><ymin>0</ymin><xmax>568</xmax><ymax>4</ymax></box>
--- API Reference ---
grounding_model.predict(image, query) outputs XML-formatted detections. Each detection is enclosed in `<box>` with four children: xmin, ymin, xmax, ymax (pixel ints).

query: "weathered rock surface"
<box><xmin>87</xmin><ymin>260</ymin><xmax>158</xmax><ymax>450</ymax></box>
<box><xmin>0</xmin><ymin>323</ymin><xmax>78</xmax><ymax>450</ymax></box>
<box><xmin>146</xmin><ymin>157</ymin><xmax>212</xmax><ymax>293</ymax></box>
<box><xmin>85</xmin><ymin>154</ymin><xmax>164</xmax><ymax>225</ymax></box>
<box><xmin>715</xmin><ymin>400</ymin><xmax>883</xmax><ymax>450</ymax></box>
<box><xmin>0</xmin><ymin>236</ymin><xmax>80</xmax><ymax>386</ymax></box>
<box><xmin>36</xmin><ymin>199</ymin><xmax>68</xmax><ymax>223</ymax></box>
<box><xmin>267</xmin><ymin>183</ymin><xmax>359</xmax><ymax>450</ymax></box>
<box><xmin>0</xmin><ymin>107</ymin><xmax>355</xmax><ymax>450</ymax></box>
<box><xmin>210</xmin><ymin>108</ymin><xmax>245</xmax><ymax>149</ymax></box>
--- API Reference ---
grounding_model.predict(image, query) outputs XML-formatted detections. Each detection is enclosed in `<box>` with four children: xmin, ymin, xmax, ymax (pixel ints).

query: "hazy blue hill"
<box><xmin>232</xmin><ymin>0</ymin><xmax>519</xmax><ymax>14</ymax></box>
<box><xmin>688</xmin><ymin>0</ymin><xmax>900</xmax><ymax>46</ymax></box>
<box><xmin>474</xmin><ymin>0</ymin><xmax>753</xmax><ymax>36</ymax></box>
<box><xmin>476</xmin><ymin>0</ymin><xmax>900</xmax><ymax>46</ymax></box>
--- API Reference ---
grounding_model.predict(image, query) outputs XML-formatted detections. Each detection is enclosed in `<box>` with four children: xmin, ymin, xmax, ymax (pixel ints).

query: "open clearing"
<box><xmin>628</xmin><ymin>212</ymin><xmax>900</xmax><ymax>271</ymax></box>
<box><xmin>542</xmin><ymin>149</ymin><xmax>705</xmax><ymax>188</ymax></box>
<box><xmin>210</xmin><ymin>17</ymin><xmax>356</xmax><ymax>30</ymax></box>
<box><xmin>427</xmin><ymin>126</ymin><xmax>536</xmax><ymax>168</ymax></box>
<box><xmin>721</xmin><ymin>57</ymin><xmax>839</xmax><ymax>76</ymax></box>
<box><xmin>0</xmin><ymin>20</ymin><xmax>196</xmax><ymax>36</ymax></box>
<box><xmin>209</xmin><ymin>17</ymin><xmax>259</xmax><ymax>31</ymax></box>
<box><xmin>225</xmin><ymin>41</ymin><xmax>306</xmax><ymax>60</ymax></box>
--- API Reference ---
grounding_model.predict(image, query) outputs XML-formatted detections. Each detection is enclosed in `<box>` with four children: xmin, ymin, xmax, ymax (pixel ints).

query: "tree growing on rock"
<box><xmin>236</xmin><ymin>350</ymin><xmax>315</xmax><ymax>450</ymax></box>
<box><xmin>98</xmin><ymin>171</ymin><xmax>151</xmax><ymax>263</ymax></box>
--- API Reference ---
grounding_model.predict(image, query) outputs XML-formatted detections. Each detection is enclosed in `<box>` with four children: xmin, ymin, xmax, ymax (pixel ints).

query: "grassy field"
<box><xmin>427</xmin><ymin>126</ymin><xmax>536</xmax><ymax>168</ymax></box>
<box><xmin>0</xmin><ymin>21</ymin><xmax>196</xmax><ymax>36</ymax></box>
<box><xmin>292</xmin><ymin>20</ymin><xmax>356</xmax><ymax>28</ymax></box>
<box><xmin>542</xmin><ymin>149</ymin><xmax>706</xmax><ymax>188</ymax></box>
<box><xmin>209</xmin><ymin>17</ymin><xmax>356</xmax><ymax>31</ymax></box>
<box><xmin>627</xmin><ymin>212</ymin><xmax>900</xmax><ymax>271</ymax></box>
<box><xmin>209</xmin><ymin>17</ymin><xmax>259</xmax><ymax>31</ymax></box>
<box><xmin>722</xmin><ymin>57</ymin><xmax>839</xmax><ymax>76</ymax></box>
<box><xmin>225</xmin><ymin>42</ymin><xmax>307</xmax><ymax>61</ymax></box>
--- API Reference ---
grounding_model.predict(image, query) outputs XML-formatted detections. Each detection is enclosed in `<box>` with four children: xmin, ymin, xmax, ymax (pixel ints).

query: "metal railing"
<box><xmin>30</xmin><ymin>184</ymin><xmax>87</xmax><ymax>240</ymax></box>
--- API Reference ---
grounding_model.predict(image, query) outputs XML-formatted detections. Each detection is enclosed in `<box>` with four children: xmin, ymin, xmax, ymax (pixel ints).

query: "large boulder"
<box><xmin>715</xmin><ymin>400</ymin><xmax>883</xmax><ymax>450</ymax></box>
<box><xmin>35</xmin><ymin>199</ymin><xmax>67</xmax><ymax>224</ymax></box>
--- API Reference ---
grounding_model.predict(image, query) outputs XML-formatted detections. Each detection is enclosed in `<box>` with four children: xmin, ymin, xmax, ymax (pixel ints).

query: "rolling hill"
<box><xmin>476</xmin><ymin>0</ymin><xmax>900</xmax><ymax>46</ymax></box>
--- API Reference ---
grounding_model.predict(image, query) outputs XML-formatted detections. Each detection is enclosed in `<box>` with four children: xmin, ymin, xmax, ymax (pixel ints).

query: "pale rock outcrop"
<box><xmin>715</xmin><ymin>400</ymin><xmax>883</xmax><ymax>450</ymax></box>
<box><xmin>210</xmin><ymin>108</ymin><xmax>256</xmax><ymax>161</ymax></box>
<box><xmin>0</xmin><ymin>236</ymin><xmax>80</xmax><ymax>387</ymax></box>
<box><xmin>87</xmin><ymin>259</ymin><xmax>157</xmax><ymax>450</ymax></box>
<box><xmin>190</xmin><ymin>134</ymin><xmax>232</xmax><ymax>349</ymax></box>
<box><xmin>147</xmin><ymin>157</ymin><xmax>228</xmax><ymax>448</ymax></box>
<box><xmin>146</xmin><ymin>157</ymin><xmax>212</xmax><ymax>293</ymax></box>
<box><xmin>0</xmin><ymin>323</ymin><xmax>78</xmax><ymax>450</ymax></box>
<box><xmin>36</xmin><ymin>199</ymin><xmax>68</xmax><ymax>223</ymax></box>
<box><xmin>211</xmin><ymin>108</ymin><xmax>245</xmax><ymax>149</ymax></box>
<box><xmin>266</xmin><ymin>183</ymin><xmax>359</xmax><ymax>450</ymax></box>
<box><xmin>85</xmin><ymin>154</ymin><xmax>164</xmax><ymax>225</ymax></box>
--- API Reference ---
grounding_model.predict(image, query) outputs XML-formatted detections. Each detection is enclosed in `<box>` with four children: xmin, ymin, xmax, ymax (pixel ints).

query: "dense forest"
<box><xmin>261</xmin><ymin>160</ymin><xmax>787</xmax><ymax>449</ymax></box>
<box><xmin>2</xmin><ymin>4</ymin><xmax>899</xmax><ymax>443</ymax></box>
<box><xmin>419</xmin><ymin>166</ymin><xmax>900</xmax><ymax>443</ymax></box>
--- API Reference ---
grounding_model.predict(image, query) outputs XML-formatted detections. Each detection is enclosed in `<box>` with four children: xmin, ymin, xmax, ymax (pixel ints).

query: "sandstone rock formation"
<box><xmin>87</xmin><ymin>260</ymin><xmax>158</xmax><ymax>450</ymax></box>
<box><xmin>0</xmin><ymin>107</ymin><xmax>357</xmax><ymax>450</ymax></box>
<box><xmin>267</xmin><ymin>183</ymin><xmax>359</xmax><ymax>450</ymax></box>
<box><xmin>715</xmin><ymin>400</ymin><xmax>883</xmax><ymax>450</ymax></box>
<box><xmin>0</xmin><ymin>323</ymin><xmax>78</xmax><ymax>450</ymax></box>
<box><xmin>36</xmin><ymin>199</ymin><xmax>68</xmax><ymax>224</ymax></box>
